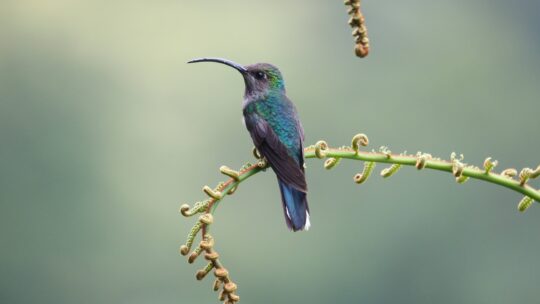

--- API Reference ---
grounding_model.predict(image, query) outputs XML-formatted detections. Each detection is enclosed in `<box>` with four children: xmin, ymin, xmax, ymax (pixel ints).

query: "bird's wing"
<box><xmin>245</xmin><ymin>113</ymin><xmax>307</xmax><ymax>192</ymax></box>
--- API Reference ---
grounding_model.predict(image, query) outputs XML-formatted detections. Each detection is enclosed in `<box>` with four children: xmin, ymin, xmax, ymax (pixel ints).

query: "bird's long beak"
<box><xmin>187</xmin><ymin>57</ymin><xmax>247</xmax><ymax>74</ymax></box>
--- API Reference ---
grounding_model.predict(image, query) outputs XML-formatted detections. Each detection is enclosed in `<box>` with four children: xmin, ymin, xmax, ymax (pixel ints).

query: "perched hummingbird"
<box><xmin>188</xmin><ymin>58</ymin><xmax>310</xmax><ymax>231</ymax></box>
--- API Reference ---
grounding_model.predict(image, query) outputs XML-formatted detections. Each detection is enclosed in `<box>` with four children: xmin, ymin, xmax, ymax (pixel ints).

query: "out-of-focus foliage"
<box><xmin>1</xmin><ymin>1</ymin><xmax>540</xmax><ymax>303</ymax></box>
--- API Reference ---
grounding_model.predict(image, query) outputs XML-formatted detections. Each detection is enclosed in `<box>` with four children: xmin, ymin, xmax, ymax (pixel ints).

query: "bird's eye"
<box><xmin>254</xmin><ymin>71</ymin><xmax>266</xmax><ymax>80</ymax></box>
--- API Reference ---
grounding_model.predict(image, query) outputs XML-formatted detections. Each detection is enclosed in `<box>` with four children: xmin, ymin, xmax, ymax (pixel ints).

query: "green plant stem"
<box><xmin>210</xmin><ymin>165</ymin><xmax>263</xmax><ymax>214</ymax></box>
<box><xmin>207</xmin><ymin>147</ymin><xmax>540</xmax><ymax>218</ymax></box>
<box><xmin>305</xmin><ymin>148</ymin><xmax>540</xmax><ymax>201</ymax></box>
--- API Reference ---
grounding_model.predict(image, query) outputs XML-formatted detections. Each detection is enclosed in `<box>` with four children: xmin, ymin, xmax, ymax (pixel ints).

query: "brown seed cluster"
<box><xmin>345</xmin><ymin>0</ymin><xmax>369</xmax><ymax>57</ymax></box>
<box><xmin>179</xmin><ymin>163</ymin><xmax>263</xmax><ymax>303</ymax></box>
<box><xmin>180</xmin><ymin>215</ymin><xmax>241</xmax><ymax>303</ymax></box>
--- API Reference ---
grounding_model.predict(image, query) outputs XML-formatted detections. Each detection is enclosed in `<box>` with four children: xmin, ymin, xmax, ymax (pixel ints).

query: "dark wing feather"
<box><xmin>245</xmin><ymin>113</ymin><xmax>307</xmax><ymax>192</ymax></box>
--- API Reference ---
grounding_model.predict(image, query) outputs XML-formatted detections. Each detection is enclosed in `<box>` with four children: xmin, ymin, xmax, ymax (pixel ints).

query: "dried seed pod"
<box><xmin>199</xmin><ymin>213</ymin><xmax>214</xmax><ymax>225</ymax></box>
<box><xmin>324</xmin><ymin>157</ymin><xmax>341</xmax><ymax>170</ymax></box>
<box><xmin>415</xmin><ymin>158</ymin><xmax>426</xmax><ymax>170</ymax></box>
<box><xmin>224</xmin><ymin>282</ymin><xmax>238</xmax><ymax>293</ymax></box>
<box><xmin>180</xmin><ymin>200</ymin><xmax>210</xmax><ymax>217</ymax></box>
<box><xmin>204</xmin><ymin>251</ymin><xmax>220</xmax><ymax>261</ymax></box>
<box><xmin>195</xmin><ymin>270</ymin><xmax>207</xmax><ymax>280</ymax></box>
<box><xmin>200</xmin><ymin>235</ymin><xmax>215</xmax><ymax>250</ymax></box>
<box><xmin>348</xmin><ymin>16</ymin><xmax>359</xmax><ymax>26</ymax></box>
<box><xmin>315</xmin><ymin>140</ymin><xmax>328</xmax><ymax>159</ymax></box>
<box><xmin>213</xmin><ymin>278</ymin><xmax>222</xmax><ymax>291</ymax></box>
<box><xmin>203</xmin><ymin>185</ymin><xmax>222</xmax><ymax>200</ymax></box>
<box><xmin>179</xmin><ymin>204</ymin><xmax>190</xmax><ymax>216</ymax></box>
<box><xmin>214</xmin><ymin>268</ymin><xmax>229</xmax><ymax>278</ymax></box>
<box><xmin>519</xmin><ymin>168</ymin><xmax>533</xmax><ymax>186</ymax></box>
<box><xmin>196</xmin><ymin>263</ymin><xmax>214</xmax><ymax>280</ymax></box>
<box><xmin>355</xmin><ymin>44</ymin><xmax>369</xmax><ymax>57</ymax></box>
<box><xmin>188</xmin><ymin>246</ymin><xmax>203</xmax><ymax>264</ymax></box>
<box><xmin>381</xmin><ymin>164</ymin><xmax>401</xmax><ymax>178</ymax></box>
<box><xmin>220</xmin><ymin>165</ymin><xmax>240</xmax><ymax>180</ymax></box>
<box><xmin>351</xmin><ymin>133</ymin><xmax>369</xmax><ymax>153</ymax></box>
<box><xmin>415</xmin><ymin>153</ymin><xmax>431</xmax><ymax>170</ymax></box>
<box><xmin>229</xmin><ymin>293</ymin><xmax>240</xmax><ymax>302</ymax></box>
<box><xmin>179</xmin><ymin>245</ymin><xmax>190</xmax><ymax>256</ymax></box>
<box><xmin>354</xmin><ymin>162</ymin><xmax>375</xmax><ymax>184</ymax></box>
<box><xmin>257</xmin><ymin>158</ymin><xmax>268</xmax><ymax>168</ymax></box>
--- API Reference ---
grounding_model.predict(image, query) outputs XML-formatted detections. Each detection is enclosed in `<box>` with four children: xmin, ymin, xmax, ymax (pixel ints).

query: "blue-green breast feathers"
<box><xmin>244</xmin><ymin>94</ymin><xmax>302</xmax><ymax>163</ymax></box>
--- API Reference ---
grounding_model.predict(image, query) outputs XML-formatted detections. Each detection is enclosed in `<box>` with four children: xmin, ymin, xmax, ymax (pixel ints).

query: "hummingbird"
<box><xmin>188</xmin><ymin>58</ymin><xmax>310</xmax><ymax>231</ymax></box>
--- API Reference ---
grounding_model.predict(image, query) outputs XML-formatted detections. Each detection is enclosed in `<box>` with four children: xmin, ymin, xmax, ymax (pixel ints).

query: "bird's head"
<box><xmin>188</xmin><ymin>58</ymin><xmax>285</xmax><ymax>99</ymax></box>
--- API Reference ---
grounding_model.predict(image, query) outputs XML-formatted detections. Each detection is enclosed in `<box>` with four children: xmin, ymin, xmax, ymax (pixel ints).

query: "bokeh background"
<box><xmin>2</xmin><ymin>0</ymin><xmax>540</xmax><ymax>303</ymax></box>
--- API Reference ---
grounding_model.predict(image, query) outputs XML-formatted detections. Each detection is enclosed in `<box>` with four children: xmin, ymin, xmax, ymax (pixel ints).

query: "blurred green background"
<box><xmin>2</xmin><ymin>0</ymin><xmax>540</xmax><ymax>303</ymax></box>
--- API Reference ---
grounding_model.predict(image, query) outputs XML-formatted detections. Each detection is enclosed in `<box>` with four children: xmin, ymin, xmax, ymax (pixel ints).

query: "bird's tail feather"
<box><xmin>278</xmin><ymin>179</ymin><xmax>310</xmax><ymax>231</ymax></box>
